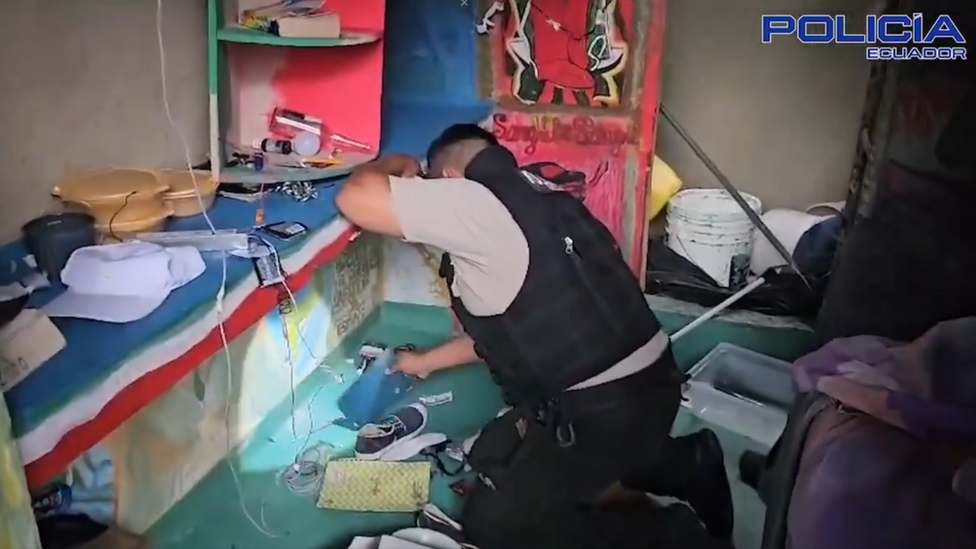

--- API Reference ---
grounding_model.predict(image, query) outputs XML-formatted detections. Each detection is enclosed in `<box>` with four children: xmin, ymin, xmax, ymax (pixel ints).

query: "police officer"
<box><xmin>336</xmin><ymin>124</ymin><xmax>734</xmax><ymax>547</ymax></box>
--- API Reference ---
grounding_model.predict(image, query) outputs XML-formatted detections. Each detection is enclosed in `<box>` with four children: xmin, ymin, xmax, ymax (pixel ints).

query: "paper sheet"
<box><xmin>0</xmin><ymin>310</ymin><xmax>66</xmax><ymax>390</ymax></box>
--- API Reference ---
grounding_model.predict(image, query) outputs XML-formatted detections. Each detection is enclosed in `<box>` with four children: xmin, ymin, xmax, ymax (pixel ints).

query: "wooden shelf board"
<box><xmin>217</xmin><ymin>26</ymin><xmax>381</xmax><ymax>47</ymax></box>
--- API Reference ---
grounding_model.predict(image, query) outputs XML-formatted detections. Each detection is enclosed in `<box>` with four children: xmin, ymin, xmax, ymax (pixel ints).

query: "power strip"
<box><xmin>135</xmin><ymin>229</ymin><xmax>249</xmax><ymax>252</ymax></box>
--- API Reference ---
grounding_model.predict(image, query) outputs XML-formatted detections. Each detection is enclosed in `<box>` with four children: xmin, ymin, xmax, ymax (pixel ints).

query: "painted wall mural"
<box><xmin>492</xmin><ymin>110</ymin><xmax>636</xmax><ymax>243</ymax></box>
<box><xmin>383</xmin><ymin>239</ymin><xmax>450</xmax><ymax>308</ymax></box>
<box><xmin>104</xmin><ymin>239</ymin><xmax>383</xmax><ymax>533</ymax></box>
<box><xmin>327</xmin><ymin>233</ymin><xmax>383</xmax><ymax>344</ymax></box>
<box><xmin>478</xmin><ymin>0</ymin><xmax>634</xmax><ymax>107</ymax></box>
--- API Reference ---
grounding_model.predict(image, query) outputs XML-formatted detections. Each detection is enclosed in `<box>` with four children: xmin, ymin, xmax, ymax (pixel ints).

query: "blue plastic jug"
<box><xmin>338</xmin><ymin>348</ymin><xmax>414</xmax><ymax>428</ymax></box>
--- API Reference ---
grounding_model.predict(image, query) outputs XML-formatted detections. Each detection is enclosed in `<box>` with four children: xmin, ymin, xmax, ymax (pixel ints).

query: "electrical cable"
<box><xmin>251</xmin><ymin>233</ymin><xmax>337</xmax><ymax>499</ymax></box>
<box><xmin>107</xmin><ymin>192</ymin><xmax>138</xmax><ymax>242</ymax></box>
<box><xmin>156</xmin><ymin>0</ymin><xmax>335</xmax><ymax>536</ymax></box>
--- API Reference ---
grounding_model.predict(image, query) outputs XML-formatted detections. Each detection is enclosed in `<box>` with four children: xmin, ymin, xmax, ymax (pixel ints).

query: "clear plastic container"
<box><xmin>681</xmin><ymin>343</ymin><xmax>796</xmax><ymax>450</ymax></box>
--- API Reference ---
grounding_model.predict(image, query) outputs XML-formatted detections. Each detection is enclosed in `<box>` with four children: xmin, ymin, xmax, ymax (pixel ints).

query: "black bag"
<box><xmin>645</xmin><ymin>237</ymin><xmax>825</xmax><ymax>318</ymax></box>
<box><xmin>462</xmin><ymin>409</ymin><xmax>572</xmax><ymax>548</ymax></box>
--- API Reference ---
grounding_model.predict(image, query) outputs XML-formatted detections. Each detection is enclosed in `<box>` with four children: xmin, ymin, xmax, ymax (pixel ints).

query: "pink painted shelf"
<box><xmin>208</xmin><ymin>0</ymin><xmax>386</xmax><ymax>183</ymax></box>
<box><xmin>216</xmin><ymin>26</ymin><xmax>382</xmax><ymax>48</ymax></box>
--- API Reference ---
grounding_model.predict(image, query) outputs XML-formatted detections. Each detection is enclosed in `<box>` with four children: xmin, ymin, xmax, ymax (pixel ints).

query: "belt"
<box><xmin>535</xmin><ymin>362</ymin><xmax>686</xmax><ymax>448</ymax></box>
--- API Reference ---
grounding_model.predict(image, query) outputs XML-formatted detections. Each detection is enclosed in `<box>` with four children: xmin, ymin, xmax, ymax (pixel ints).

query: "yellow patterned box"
<box><xmin>317</xmin><ymin>459</ymin><xmax>431</xmax><ymax>513</ymax></box>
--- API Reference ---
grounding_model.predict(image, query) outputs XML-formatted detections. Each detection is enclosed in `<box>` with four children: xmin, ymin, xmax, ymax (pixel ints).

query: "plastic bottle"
<box><xmin>253</xmin><ymin>138</ymin><xmax>292</xmax><ymax>155</ymax></box>
<box><xmin>293</xmin><ymin>131</ymin><xmax>321</xmax><ymax>157</ymax></box>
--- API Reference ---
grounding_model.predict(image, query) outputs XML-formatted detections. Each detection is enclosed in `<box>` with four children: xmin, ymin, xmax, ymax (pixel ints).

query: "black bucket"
<box><xmin>23</xmin><ymin>213</ymin><xmax>97</xmax><ymax>286</ymax></box>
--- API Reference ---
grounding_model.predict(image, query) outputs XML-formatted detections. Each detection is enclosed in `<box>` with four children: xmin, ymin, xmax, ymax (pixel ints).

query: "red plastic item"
<box><xmin>450</xmin><ymin>480</ymin><xmax>474</xmax><ymax>496</ymax></box>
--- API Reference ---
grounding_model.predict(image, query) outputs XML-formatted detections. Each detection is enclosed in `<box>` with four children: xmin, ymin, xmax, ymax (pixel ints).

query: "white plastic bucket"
<box><xmin>665</xmin><ymin>189</ymin><xmax>762</xmax><ymax>287</ymax></box>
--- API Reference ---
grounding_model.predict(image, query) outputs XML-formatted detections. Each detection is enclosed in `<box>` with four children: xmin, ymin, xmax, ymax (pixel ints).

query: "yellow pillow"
<box><xmin>647</xmin><ymin>156</ymin><xmax>683</xmax><ymax>222</ymax></box>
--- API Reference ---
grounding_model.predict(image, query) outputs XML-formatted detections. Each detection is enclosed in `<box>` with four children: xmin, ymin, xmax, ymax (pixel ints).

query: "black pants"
<box><xmin>463</xmin><ymin>359</ymin><xmax>729</xmax><ymax>549</ymax></box>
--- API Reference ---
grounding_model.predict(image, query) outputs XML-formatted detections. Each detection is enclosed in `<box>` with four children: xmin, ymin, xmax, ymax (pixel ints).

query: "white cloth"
<box><xmin>42</xmin><ymin>242</ymin><xmax>206</xmax><ymax>323</ymax></box>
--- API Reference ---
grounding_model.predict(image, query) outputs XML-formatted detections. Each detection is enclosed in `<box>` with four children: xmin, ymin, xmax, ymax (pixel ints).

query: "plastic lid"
<box><xmin>158</xmin><ymin>170</ymin><xmax>217</xmax><ymax>198</ymax></box>
<box><xmin>53</xmin><ymin>169</ymin><xmax>167</xmax><ymax>204</ymax></box>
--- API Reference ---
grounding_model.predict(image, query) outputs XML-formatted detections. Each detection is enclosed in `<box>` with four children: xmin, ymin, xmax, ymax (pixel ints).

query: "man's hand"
<box><xmin>394</xmin><ymin>349</ymin><xmax>433</xmax><ymax>379</ymax></box>
<box><xmin>393</xmin><ymin>336</ymin><xmax>479</xmax><ymax>379</ymax></box>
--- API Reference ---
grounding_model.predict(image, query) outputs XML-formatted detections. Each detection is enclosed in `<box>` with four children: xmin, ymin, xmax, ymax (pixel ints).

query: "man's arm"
<box><xmin>397</xmin><ymin>335</ymin><xmax>479</xmax><ymax>377</ymax></box>
<box><xmin>421</xmin><ymin>335</ymin><xmax>479</xmax><ymax>371</ymax></box>
<box><xmin>335</xmin><ymin>154</ymin><xmax>419</xmax><ymax>238</ymax></box>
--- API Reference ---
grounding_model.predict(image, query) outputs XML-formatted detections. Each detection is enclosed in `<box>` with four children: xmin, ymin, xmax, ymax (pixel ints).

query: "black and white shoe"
<box><xmin>355</xmin><ymin>403</ymin><xmax>430</xmax><ymax>460</ymax></box>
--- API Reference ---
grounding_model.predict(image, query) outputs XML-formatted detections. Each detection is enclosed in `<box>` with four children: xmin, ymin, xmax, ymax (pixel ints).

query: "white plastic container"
<box><xmin>681</xmin><ymin>343</ymin><xmax>796</xmax><ymax>450</ymax></box>
<box><xmin>666</xmin><ymin>189</ymin><xmax>762</xmax><ymax>287</ymax></box>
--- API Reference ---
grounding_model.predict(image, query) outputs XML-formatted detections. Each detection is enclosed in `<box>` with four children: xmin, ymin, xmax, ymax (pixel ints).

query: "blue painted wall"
<box><xmin>383</xmin><ymin>1</ymin><xmax>483</xmax><ymax>105</ymax></box>
<box><xmin>380</xmin><ymin>1</ymin><xmax>492</xmax><ymax>156</ymax></box>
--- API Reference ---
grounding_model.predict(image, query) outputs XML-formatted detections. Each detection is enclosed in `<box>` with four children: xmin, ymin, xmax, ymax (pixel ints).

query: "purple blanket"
<box><xmin>788</xmin><ymin>317</ymin><xmax>976</xmax><ymax>549</ymax></box>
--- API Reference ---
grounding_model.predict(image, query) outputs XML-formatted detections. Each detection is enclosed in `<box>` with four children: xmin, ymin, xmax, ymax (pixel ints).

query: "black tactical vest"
<box><xmin>439</xmin><ymin>146</ymin><xmax>663</xmax><ymax>405</ymax></box>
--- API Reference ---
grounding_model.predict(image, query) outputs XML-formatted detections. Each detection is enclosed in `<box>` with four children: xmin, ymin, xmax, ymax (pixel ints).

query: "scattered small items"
<box><xmin>449</xmin><ymin>480</ymin><xmax>474</xmax><ymax>497</ymax></box>
<box><xmin>419</xmin><ymin>391</ymin><xmax>454</xmax><ymax>407</ymax></box>
<box><xmin>239</xmin><ymin>0</ymin><xmax>340</xmax><ymax>39</ymax></box>
<box><xmin>278</xmin><ymin>180</ymin><xmax>319</xmax><ymax>202</ymax></box>
<box><xmin>32</xmin><ymin>482</ymin><xmax>73</xmax><ymax>519</ymax></box>
<box><xmin>258</xmin><ymin>221</ymin><xmax>309</xmax><ymax>240</ymax></box>
<box><xmin>358</xmin><ymin>342</ymin><xmax>388</xmax><ymax>375</ymax></box>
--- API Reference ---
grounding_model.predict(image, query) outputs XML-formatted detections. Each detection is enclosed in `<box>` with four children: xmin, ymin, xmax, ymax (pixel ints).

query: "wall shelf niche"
<box><xmin>207</xmin><ymin>0</ymin><xmax>386</xmax><ymax>183</ymax></box>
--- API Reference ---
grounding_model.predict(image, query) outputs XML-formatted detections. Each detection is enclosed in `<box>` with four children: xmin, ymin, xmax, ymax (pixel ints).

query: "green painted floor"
<box><xmin>148</xmin><ymin>304</ymin><xmax>506</xmax><ymax>549</ymax></box>
<box><xmin>148</xmin><ymin>302</ymin><xmax>773</xmax><ymax>549</ymax></box>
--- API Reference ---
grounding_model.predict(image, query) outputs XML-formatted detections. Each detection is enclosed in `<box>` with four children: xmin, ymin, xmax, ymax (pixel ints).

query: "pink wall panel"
<box><xmin>493</xmin><ymin>110</ymin><xmax>638</xmax><ymax>243</ymax></box>
<box><xmin>229</xmin><ymin>0</ymin><xmax>385</xmax><ymax>152</ymax></box>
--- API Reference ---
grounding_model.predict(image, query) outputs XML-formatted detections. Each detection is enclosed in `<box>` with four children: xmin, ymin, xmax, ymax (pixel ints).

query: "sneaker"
<box><xmin>355</xmin><ymin>403</ymin><xmax>428</xmax><ymax>460</ymax></box>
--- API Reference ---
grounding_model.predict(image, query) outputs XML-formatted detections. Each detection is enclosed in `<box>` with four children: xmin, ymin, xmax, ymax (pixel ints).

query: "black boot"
<box><xmin>623</xmin><ymin>429</ymin><xmax>734</xmax><ymax>539</ymax></box>
<box><xmin>738</xmin><ymin>450</ymin><xmax>768</xmax><ymax>492</ymax></box>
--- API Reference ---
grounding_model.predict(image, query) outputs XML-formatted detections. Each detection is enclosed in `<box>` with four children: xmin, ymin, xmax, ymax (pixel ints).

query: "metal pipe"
<box><xmin>659</xmin><ymin>105</ymin><xmax>811</xmax><ymax>288</ymax></box>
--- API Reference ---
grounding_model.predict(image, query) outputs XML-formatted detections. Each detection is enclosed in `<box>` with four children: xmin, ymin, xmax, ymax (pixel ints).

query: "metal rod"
<box><xmin>671</xmin><ymin>276</ymin><xmax>767</xmax><ymax>342</ymax></box>
<box><xmin>659</xmin><ymin>105</ymin><xmax>811</xmax><ymax>288</ymax></box>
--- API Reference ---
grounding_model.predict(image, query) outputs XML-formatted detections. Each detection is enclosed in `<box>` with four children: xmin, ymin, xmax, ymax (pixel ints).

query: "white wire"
<box><xmin>255</xmin><ymin>233</ymin><xmax>335</xmax><ymax>498</ymax></box>
<box><xmin>252</xmin><ymin>234</ymin><xmax>321</xmax><ymax>360</ymax></box>
<box><xmin>158</xmin><ymin>0</ymin><xmax>338</xmax><ymax>531</ymax></box>
<box><xmin>156</xmin><ymin>0</ymin><xmax>216</xmax><ymax>237</ymax></box>
<box><xmin>157</xmin><ymin>0</ymin><xmax>276</xmax><ymax>537</ymax></box>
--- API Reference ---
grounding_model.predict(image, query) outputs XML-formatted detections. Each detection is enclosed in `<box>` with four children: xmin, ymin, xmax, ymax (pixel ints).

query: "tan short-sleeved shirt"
<box><xmin>389</xmin><ymin>175</ymin><xmax>668</xmax><ymax>388</ymax></box>
<box><xmin>389</xmin><ymin>176</ymin><xmax>529</xmax><ymax>316</ymax></box>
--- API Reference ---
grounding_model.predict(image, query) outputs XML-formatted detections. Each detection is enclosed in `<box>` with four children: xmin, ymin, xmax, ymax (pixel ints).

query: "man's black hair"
<box><xmin>425</xmin><ymin>123</ymin><xmax>499</xmax><ymax>164</ymax></box>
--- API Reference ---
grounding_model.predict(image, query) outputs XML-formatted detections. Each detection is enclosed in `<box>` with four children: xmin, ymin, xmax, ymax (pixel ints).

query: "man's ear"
<box><xmin>443</xmin><ymin>167</ymin><xmax>463</xmax><ymax>178</ymax></box>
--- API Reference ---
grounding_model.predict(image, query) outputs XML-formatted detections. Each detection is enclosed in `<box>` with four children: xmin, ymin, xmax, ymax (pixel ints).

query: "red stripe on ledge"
<box><xmin>24</xmin><ymin>227</ymin><xmax>358</xmax><ymax>489</ymax></box>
